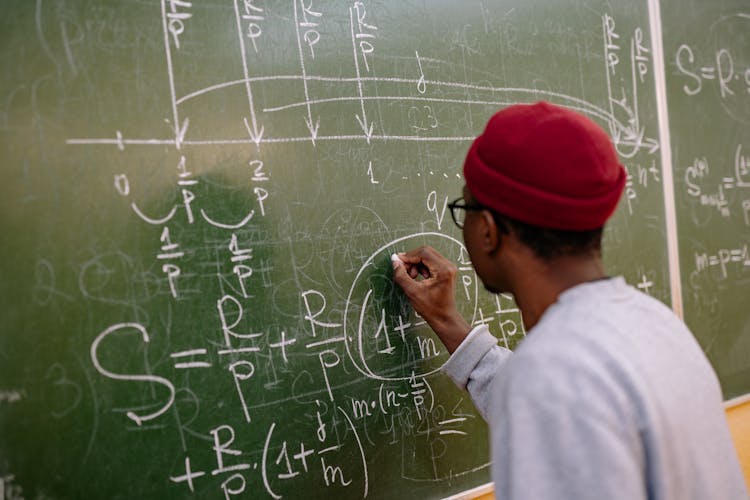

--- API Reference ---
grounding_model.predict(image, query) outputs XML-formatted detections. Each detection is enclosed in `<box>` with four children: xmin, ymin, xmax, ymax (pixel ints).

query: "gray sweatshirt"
<box><xmin>443</xmin><ymin>277</ymin><xmax>748</xmax><ymax>500</ymax></box>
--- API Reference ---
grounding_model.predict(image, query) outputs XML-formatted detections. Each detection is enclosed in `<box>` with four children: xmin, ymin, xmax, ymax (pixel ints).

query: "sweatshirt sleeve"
<box><xmin>441</xmin><ymin>324</ymin><xmax>512</xmax><ymax>420</ymax></box>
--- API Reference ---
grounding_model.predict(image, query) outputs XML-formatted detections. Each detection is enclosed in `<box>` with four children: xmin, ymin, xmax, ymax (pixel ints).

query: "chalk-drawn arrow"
<box><xmin>643</xmin><ymin>137</ymin><xmax>660</xmax><ymax>154</ymax></box>
<box><xmin>350</xmin><ymin>6</ymin><xmax>375</xmax><ymax>144</ymax></box>
<box><xmin>293</xmin><ymin>0</ymin><xmax>322</xmax><ymax>146</ymax></box>
<box><xmin>615</xmin><ymin>134</ymin><xmax>660</xmax><ymax>156</ymax></box>
<box><xmin>355</xmin><ymin>113</ymin><xmax>374</xmax><ymax>143</ymax></box>
<box><xmin>175</xmin><ymin>117</ymin><xmax>189</xmax><ymax>149</ymax></box>
<box><xmin>610</xmin><ymin>94</ymin><xmax>639</xmax><ymax>139</ymax></box>
<box><xmin>611</xmin><ymin>121</ymin><xmax>636</xmax><ymax>145</ymax></box>
<box><xmin>304</xmin><ymin>114</ymin><xmax>320</xmax><ymax>145</ymax></box>
<box><xmin>243</xmin><ymin>117</ymin><xmax>264</xmax><ymax>147</ymax></box>
<box><xmin>234</xmin><ymin>0</ymin><xmax>264</xmax><ymax>149</ymax></box>
<box><xmin>160</xmin><ymin>0</ymin><xmax>183</xmax><ymax>151</ymax></box>
<box><xmin>609</xmin><ymin>112</ymin><xmax>650</xmax><ymax>158</ymax></box>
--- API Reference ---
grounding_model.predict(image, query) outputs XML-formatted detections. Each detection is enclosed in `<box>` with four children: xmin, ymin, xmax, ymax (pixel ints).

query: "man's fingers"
<box><xmin>397</xmin><ymin>258</ymin><xmax>430</xmax><ymax>280</ymax></box>
<box><xmin>397</xmin><ymin>246</ymin><xmax>451</xmax><ymax>277</ymax></box>
<box><xmin>395</xmin><ymin>250</ymin><xmax>423</xmax><ymax>265</ymax></box>
<box><xmin>392</xmin><ymin>259</ymin><xmax>419</xmax><ymax>296</ymax></box>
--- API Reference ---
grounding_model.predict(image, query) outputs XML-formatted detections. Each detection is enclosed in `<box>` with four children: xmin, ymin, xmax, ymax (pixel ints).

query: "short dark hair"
<box><xmin>490</xmin><ymin>211</ymin><xmax>603</xmax><ymax>260</ymax></box>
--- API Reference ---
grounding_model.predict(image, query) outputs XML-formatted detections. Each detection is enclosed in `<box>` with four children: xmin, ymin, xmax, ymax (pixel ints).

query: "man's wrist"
<box><xmin>430</xmin><ymin>314</ymin><xmax>472</xmax><ymax>354</ymax></box>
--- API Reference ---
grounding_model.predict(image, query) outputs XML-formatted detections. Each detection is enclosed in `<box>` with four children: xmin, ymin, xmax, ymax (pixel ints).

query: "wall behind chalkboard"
<box><xmin>0</xmin><ymin>0</ymin><xmax>746</xmax><ymax>499</ymax></box>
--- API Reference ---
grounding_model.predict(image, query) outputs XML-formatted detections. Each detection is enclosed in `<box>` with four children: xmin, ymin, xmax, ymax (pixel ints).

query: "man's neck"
<box><xmin>512</xmin><ymin>254</ymin><xmax>606</xmax><ymax>331</ymax></box>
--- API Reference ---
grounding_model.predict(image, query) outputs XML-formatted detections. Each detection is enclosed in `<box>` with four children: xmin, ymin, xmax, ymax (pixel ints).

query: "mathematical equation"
<box><xmin>694</xmin><ymin>245</ymin><xmax>750</xmax><ymax>280</ymax></box>
<box><xmin>169</xmin><ymin>411</ymin><xmax>369</xmax><ymax>498</ymax></box>
<box><xmin>55</xmin><ymin>1</ymin><xmax>668</xmax><ymax>498</ymax></box>
<box><xmin>672</xmin><ymin>11</ymin><xmax>750</xmax><ymax>133</ymax></box>
<box><xmin>684</xmin><ymin>144</ymin><xmax>750</xmax><ymax>220</ymax></box>
<box><xmin>684</xmin><ymin>144</ymin><xmax>750</xmax><ymax>284</ymax></box>
<box><xmin>676</xmin><ymin>45</ymin><xmax>750</xmax><ymax>99</ymax></box>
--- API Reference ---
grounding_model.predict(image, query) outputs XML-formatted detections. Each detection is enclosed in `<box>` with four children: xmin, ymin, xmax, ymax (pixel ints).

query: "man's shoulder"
<box><xmin>522</xmin><ymin>277</ymin><xmax>689</xmax><ymax>354</ymax></box>
<box><xmin>500</xmin><ymin>277</ymin><xmax>710</xmax><ymax>414</ymax></box>
<box><xmin>494</xmin><ymin>338</ymin><xmax>643</xmax><ymax>433</ymax></box>
<box><xmin>500</xmin><ymin>287</ymin><xmax>654</xmax><ymax>405</ymax></box>
<box><xmin>500</xmin><ymin>332</ymin><xmax>631</xmax><ymax>404</ymax></box>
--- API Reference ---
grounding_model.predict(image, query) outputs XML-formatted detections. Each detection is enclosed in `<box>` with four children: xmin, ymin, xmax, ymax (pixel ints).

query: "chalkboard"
<box><xmin>0</xmin><ymin>0</ymin><xmax>730</xmax><ymax>498</ymax></box>
<box><xmin>659</xmin><ymin>1</ymin><xmax>750</xmax><ymax>400</ymax></box>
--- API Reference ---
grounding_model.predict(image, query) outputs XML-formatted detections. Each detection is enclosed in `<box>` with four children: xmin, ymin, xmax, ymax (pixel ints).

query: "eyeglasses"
<box><xmin>447</xmin><ymin>197</ymin><xmax>485</xmax><ymax>229</ymax></box>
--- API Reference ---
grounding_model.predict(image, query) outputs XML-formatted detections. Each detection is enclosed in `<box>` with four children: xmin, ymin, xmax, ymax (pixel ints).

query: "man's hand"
<box><xmin>392</xmin><ymin>246</ymin><xmax>471</xmax><ymax>353</ymax></box>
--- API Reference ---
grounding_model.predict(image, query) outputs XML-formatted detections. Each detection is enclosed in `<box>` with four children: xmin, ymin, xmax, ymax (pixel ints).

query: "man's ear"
<box><xmin>478</xmin><ymin>210</ymin><xmax>501</xmax><ymax>254</ymax></box>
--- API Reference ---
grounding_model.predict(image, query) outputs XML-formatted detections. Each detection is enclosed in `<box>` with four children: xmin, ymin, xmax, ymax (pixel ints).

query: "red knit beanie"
<box><xmin>463</xmin><ymin>102</ymin><xmax>626</xmax><ymax>230</ymax></box>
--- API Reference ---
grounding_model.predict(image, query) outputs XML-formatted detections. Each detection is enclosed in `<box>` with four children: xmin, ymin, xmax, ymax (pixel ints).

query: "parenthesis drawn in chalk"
<box><xmin>338</xmin><ymin>406</ymin><xmax>369</xmax><ymax>498</ymax></box>
<box><xmin>424</xmin><ymin>377</ymin><xmax>435</xmax><ymax>414</ymax></box>
<box><xmin>200</xmin><ymin>208</ymin><xmax>255</xmax><ymax>229</ymax></box>
<box><xmin>262</xmin><ymin>422</ymin><xmax>282</xmax><ymax>500</ymax></box>
<box><xmin>131</xmin><ymin>203</ymin><xmax>178</xmax><ymax>225</ymax></box>
<box><xmin>378</xmin><ymin>383</ymin><xmax>387</xmax><ymax>415</ymax></box>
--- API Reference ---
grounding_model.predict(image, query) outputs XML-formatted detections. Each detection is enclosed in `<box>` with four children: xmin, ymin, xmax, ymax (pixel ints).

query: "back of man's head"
<box><xmin>463</xmin><ymin>102</ymin><xmax>626</xmax><ymax>259</ymax></box>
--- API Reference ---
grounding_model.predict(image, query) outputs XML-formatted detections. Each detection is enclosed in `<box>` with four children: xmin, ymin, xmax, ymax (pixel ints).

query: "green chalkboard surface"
<box><xmin>0</xmin><ymin>0</ymin><xmax>686</xmax><ymax>498</ymax></box>
<box><xmin>660</xmin><ymin>1</ymin><xmax>750</xmax><ymax>400</ymax></box>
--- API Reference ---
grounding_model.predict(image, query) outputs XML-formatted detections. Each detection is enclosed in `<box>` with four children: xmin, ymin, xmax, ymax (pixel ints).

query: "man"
<box><xmin>392</xmin><ymin>102</ymin><xmax>747</xmax><ymax>499</ymax></box>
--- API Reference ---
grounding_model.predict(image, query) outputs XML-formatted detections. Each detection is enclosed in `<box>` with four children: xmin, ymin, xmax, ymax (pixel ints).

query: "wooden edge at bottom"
<box><xmin>442</xmin><ymin>482</ymin><xmax>494</xmax><ymax>500</ymax></box>
<box><xmin>725</xmin><ymin>393</ymin><xmax>750</xmax><ymax>409</ymax></box>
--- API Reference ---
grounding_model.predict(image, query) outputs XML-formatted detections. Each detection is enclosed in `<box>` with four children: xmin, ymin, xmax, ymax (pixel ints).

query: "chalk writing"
<box><xmin>694</xmin><ymin>245</ymin><xmax>750</xmax><ymax>280</ymax></box>
<box><xmin>48</xmin><ymin>3</ymin><xmax>677</xmax><ymax>498</ymax></box>
<box><xmin>676</xmin><ymin>45</ymin><xmax>750</xmax><ymax>99</ymax></box>
<box><xmin>166</xmin><ymin>0</ymin><xmax>192</xmax><ymax>50</ymax></box>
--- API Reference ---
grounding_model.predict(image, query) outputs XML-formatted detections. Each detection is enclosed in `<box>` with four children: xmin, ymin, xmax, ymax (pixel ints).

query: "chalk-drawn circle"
<box><xmin>343</xmin><ymin>232</ymin><xmax>478</xmax><ymax>381</ymax></box>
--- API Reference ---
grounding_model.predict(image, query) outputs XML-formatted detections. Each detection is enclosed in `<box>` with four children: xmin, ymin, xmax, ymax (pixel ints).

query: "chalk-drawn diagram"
<box><xmin>343</xmin><ymin>232</ymin><xmax>478</xmax><ymax>382</ymax></box>
<box><xmin>5</xmin><ymin>1</ymin><xmax>750</xmax><ymax>497</ymax></box>
<box><xmin>67</xmin><ymin>4</ymin><xmax>661</xmax><ymax>156</ymax></box>
<box><xmin>57</xmin><ymin>1</ymin><xmax>667</xmax><ymax>498</ymax></box>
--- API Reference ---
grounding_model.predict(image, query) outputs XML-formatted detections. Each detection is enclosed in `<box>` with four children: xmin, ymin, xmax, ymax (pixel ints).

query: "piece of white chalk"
<box><xmin>391</xmin><ymin>253</ymin><xmax>402</xmax><ymax>264</ymax></box>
